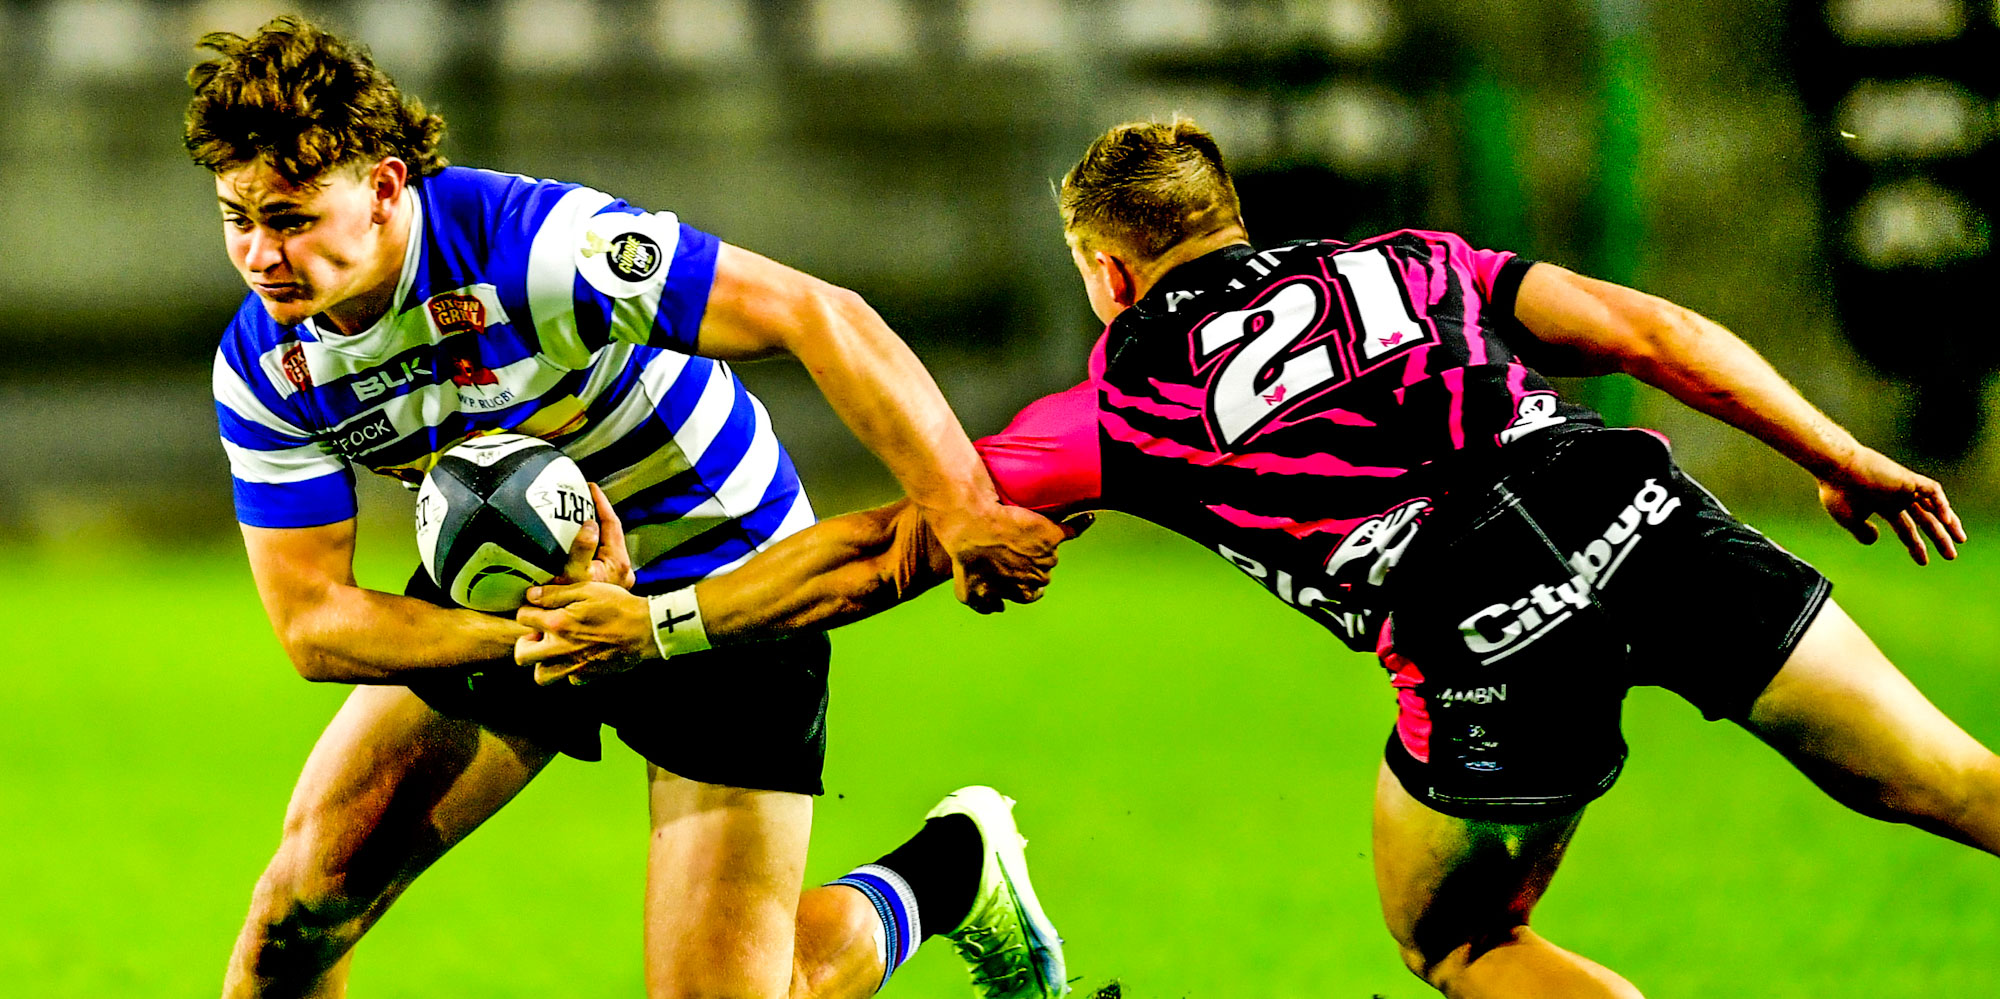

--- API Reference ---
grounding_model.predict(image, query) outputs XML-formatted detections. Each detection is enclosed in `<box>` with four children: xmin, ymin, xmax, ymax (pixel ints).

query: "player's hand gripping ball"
<box><xmin>416</xmin><ymin>434</ymin><xmax>593</xmax><ymax>612</ymax></box>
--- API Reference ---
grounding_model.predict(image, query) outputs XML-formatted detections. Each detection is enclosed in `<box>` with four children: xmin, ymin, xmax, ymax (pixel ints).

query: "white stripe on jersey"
<box><xmin>213</xmin><ymin>350</ymin><xmax>311</xmax><ymax>439</ymax></box>
<box><xmin>677</xmin><ymin>393</ymin><xmax>779</xmax><ymax>521</ymax></box>
<box><xmin>675</xmin><ymin>362</ymin><xmax>740</xmax><ymax>467</ymax></box>
<box><xmin>527</xmin><ymin>187</ymin><xmax>616</xmax><ymax>369</ymax></box>
<box><xmin>257</xmin><ymin>347</ymin><xmax>304</xmax><ymax>401</ymax></box>
<box><xmin>572</xmin><ymin>340</ymin><xmax>642</xmax><ymax>412</ymax></box>
<box><xmin>221</xmin><ymin>438</ymin><xmax>341</xmax><ymax>484</ymax></box>
<box><xmin>563</xmin><ymin>350</ymin><xmax>689</xmax><ymax>458</ymax></box>
<box><xmin>768</xmin><ymin>487</ymin><xmax>817</xmax><ymax>544</ymax></box>
<box><xmin>697</xmin><ymin>491</ymin><xmax>818</xmax><ymax>580</ymax></box>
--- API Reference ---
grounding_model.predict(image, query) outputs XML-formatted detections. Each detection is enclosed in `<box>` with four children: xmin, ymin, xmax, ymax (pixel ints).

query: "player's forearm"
<box><xmin>1619</xmin><ymin>301</ymin><xmax>1863</xmax><ymax>481</ymax></box>
<box><xmin>694</xmin><ymin>501</ymin><xmax>950</xmax><ymax>643</ymax></box>
<box><xmin>277</xmin><ymin>584</ymin><xmax>528</xmax><ymax>682</ymax></box>
<box><xmin>786</xmin><ymin>289</ymin><xmax>997</xmax><ymax>517</ymax></box>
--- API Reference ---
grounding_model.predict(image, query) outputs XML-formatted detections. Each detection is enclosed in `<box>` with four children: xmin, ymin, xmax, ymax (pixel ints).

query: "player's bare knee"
<box><xmin>1391</xmin><ymin>919</ymin><xmax>1529</xmax><ymax>993</ymax></box>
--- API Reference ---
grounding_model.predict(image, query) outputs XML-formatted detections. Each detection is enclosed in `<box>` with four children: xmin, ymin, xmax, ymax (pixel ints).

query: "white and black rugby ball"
<box><xmin>415</xmin><ymin>434</ymin><xmax>592</xmax><ymax>612</ymax></box>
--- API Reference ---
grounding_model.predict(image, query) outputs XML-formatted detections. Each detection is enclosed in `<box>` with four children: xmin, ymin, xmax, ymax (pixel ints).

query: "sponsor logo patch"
<box><xmin>353</xmin><ymin>359</ymin><xmax>431</xmax><ymax>401</ymax></box>
<box><xmin>584</xmin><ymin>230</ymin><xmax>662</xmax><ymax>282</ymax></box>
<box><xmin>280</xmin><ymin>343</ymin><xmax>312</xmax><ymax>391</ymax></box>
<box><xmin>1497</xmin><ymin>391</ymin><xmax>1566</xmax><ymax>445</ymax></box>
<box><xmin>1457</xmin><ymin>478</ymin><xmax>1682</xmax><ymax>663</ymax></box>
<box><xmin>426</xmin><ymin>294</ymin><xmax>487</xmax><ymax>337</ymax></box>
<box><xmin>1325</xmin><ymin>497</ymin><xmax>1429</xmax><ymax>584</ymax></box>
<box><xmin>326</xmin><ymin>410</ymin><xmax>399</xmax><ymax>458</ymax></box>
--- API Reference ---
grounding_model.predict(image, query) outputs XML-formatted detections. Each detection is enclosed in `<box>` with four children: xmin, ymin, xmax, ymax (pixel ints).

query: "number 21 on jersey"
<box><xmin>1194</xmin><ymin>247</ymin><xmax>1426</xmax><ymax>448</ymax></box>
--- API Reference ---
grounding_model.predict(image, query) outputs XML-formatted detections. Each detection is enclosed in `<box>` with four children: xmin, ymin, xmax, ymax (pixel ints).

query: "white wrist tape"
<box><xmin>647</xmin><ymin>586</ymin><xmax>711</xmax><ymax>660</ymax></box>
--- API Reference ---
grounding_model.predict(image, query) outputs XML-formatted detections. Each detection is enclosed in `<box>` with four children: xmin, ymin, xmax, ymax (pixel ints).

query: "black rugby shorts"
<box><xmin>1378</xmin><ymin>427</ymin><xmax>1831</xmax><ymax>821</ymax></box>
<box><xmin>401</xmin><ymin>568</ymin><xmax>831</xmax><ymax>795</ymax></box>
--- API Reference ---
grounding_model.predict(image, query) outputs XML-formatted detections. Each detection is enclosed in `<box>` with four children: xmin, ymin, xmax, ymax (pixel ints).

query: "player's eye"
<box><xmin>224</xmin><ymin>215</ymin><xmax>253</xmax><ymax>231</ymax></box>
<box><xmin>270</xmin><ymin>215</ymin><xmax>313</xmax><ymax>234</ymax></box>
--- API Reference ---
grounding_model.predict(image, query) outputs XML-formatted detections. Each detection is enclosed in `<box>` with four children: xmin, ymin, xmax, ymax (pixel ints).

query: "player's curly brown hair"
<box><xmin>184</xmin><ymin>15</ymin><xmax>446</xmax><ymax>184</ymax></box>
<box><xmin>1058</xmin><ymin>115</ymin><xmax>1244</xmax><ymax>259</ymax></box>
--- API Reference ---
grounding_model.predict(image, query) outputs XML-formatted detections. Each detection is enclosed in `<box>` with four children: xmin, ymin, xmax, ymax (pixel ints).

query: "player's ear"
<box><xmin>1096</xmin><ymin>250</ymin><xmax>1139</xmax><ymax>309</ymax></box>
<box><xmin>367</xmin><ymin>157</ymin><xmax>409</xmax><ymax>224</ymax></box>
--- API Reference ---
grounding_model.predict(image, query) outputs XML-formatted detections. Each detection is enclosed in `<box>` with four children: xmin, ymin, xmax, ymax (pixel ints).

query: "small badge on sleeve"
<box><xmin>576</xmin><ymin>210</ymin><xmax>680</xmax><ymax>299</ymax></box>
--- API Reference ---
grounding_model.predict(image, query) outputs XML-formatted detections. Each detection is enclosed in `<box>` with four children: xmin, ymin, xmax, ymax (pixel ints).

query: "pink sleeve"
<box><xmin>1404</xmin><ymin>229</ymin><xmax>1516</xmax><ymax>299</ymax></box>
<box><xmin>1453</xmin><ymin>237</ymin><xmax>1516</xmax><ymax>300</ymax></box>
<box><xmin>975</xmin><ymin>381</ymin><xmax>1102</xmax><ymax>517</ymax></box>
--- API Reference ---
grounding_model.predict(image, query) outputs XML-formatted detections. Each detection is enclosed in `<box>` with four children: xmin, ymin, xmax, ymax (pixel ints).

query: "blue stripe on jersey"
<box><xmin>654</xmin><ymin>224</ymin><xmax>720</xmax><ymax>352</ymax></box>
<box><xmin>629</xmin><ymin>460</ymin><xmax>802</xmax><ymax>589</ymax></box>
<box><xmin>217</xmin><ymin>400</ymin><xmax>306</xmax><ymax>450</ymax></box>
<box><xmin>234</xmin><ymin>468</ymin><xmax>357</xmax><ymax>528</ymax></box>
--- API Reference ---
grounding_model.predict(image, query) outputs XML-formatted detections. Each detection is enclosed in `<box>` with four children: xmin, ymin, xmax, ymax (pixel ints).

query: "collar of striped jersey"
<box><xmin>1131</xmin><ymin>242</ymin><xmax>1258</xmax><ymax>318</ymax></box>
<box><xmin>308</xmin><ymin>182</ymin><xmax>428</xmax><ymax>360</ymax></box>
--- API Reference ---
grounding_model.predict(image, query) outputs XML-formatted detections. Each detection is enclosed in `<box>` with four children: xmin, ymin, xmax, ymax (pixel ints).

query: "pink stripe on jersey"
<box><xmin>1504</xmin><ymin>360</ymin><xmax>1530</xmax><ymax>408</ymax></box>
<box><xmin>1204</xmin><ymin>502</ymin><xmax>1385</xmax><ymax>540</ymax></box>
<box><xmin>1452</xmin><ymin>249</ymin><xmax>1489</xmax><ymax>367</ymax></box>
<box><xmin>1264</xmin><ymin>406</ymin><xmax>1377</xmax><ymax>433</ymax></box>
<box><xmin>1149</xmin><ymin>378</ymin><xmax>1206</xmax><ymax>407</ymax></box>
<box><xmin>1101</xmin><ymin>379</ymin><xmax>1200</xmax><ymax>421</ymax></box>
<box><xmin>1442</xmin><ymin>366</ymin><xmax>1467</xmax><ymax>450</ymax></box>
<box><xmin>1100</xmin><ymin>408</ymin><xmax>1406</xmax><ymax>478</ymax></box>
<box><xmin>1401</xmin><ymin>344</ymin><xmax>1431</xmax><ymax>386</ymax></box>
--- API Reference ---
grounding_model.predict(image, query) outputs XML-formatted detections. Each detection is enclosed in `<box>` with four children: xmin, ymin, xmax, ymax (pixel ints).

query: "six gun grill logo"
<box><xmin>584</xmin><ymin>231</ymin><xmax>662</xmax><ymax>282</ymax></box>
<box><xmin>426</xmin><ymin>294</ymin><xmax>487</xmax><ymax>337</ymax></box>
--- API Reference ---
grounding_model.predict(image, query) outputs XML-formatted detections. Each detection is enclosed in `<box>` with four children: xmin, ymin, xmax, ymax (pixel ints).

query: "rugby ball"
<box><xmin>415</xmin><ymin>434</ymin><xmax>592</xmax><ymax>612</ymax></box>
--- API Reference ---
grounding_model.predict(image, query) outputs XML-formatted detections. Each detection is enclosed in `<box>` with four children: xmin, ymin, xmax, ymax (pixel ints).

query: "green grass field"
<box><xmin>4</xmin><ymin>513</ymin><xmax>1997</xmax><ymax>997</ymax></box>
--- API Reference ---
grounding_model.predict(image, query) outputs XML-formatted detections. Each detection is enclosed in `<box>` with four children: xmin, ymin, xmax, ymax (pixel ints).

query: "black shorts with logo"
<box><xmin>401</xmin><ymin>568</ymin><xmax>832</xmax><ymax>795</ymax></box>
<box><xmin>1379</xmin><ymin>427</ymin><xmax>1831</xmax><ymax>821</ymax></box>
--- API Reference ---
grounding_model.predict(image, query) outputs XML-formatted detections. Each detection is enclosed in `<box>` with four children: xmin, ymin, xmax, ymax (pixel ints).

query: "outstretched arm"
<box><xmin>697</xmin><ymin>243</ymin><xmax>1063</xmax><ymax>610</ymax></box>
<box><xmin>515</xmin><ymin>501</ymin><xmax>975</xmax><ymax>686</ymax></box>
<box><xmin>1513</xmin><ymin>263</ymin><xmax>1966</xmax><ymax>564</ymax></box>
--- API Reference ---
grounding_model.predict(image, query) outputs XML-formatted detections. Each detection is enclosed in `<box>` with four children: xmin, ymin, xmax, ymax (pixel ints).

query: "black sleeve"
<box><xmin>1489</xmin><ymin>257</ymin><xmax>1586</xmax><ymax>375</ymax></box>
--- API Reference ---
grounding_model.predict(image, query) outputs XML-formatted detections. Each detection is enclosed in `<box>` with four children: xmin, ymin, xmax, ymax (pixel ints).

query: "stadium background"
<box><xmin>2</xmin><ymin>0</ymin><xmax>1996</xmax><ymax>995</ymax></box>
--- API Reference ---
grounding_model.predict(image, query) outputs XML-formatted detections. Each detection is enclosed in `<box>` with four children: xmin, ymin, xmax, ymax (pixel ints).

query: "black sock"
<box><xmin>873</xmin><ymin>813</ymin><xmax>982</xmax><ymax>936</ymax></box>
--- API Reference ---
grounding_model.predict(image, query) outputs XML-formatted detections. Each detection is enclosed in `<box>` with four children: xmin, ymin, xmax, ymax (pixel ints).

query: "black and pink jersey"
<box><xmin>974</xmin><ymin>231</ymin><xmax>1600</xmax><ymax>651</ymax></box>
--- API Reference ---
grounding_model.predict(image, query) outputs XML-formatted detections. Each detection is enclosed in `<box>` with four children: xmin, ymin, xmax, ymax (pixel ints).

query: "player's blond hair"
<box><xmin>184</xmin><ymin>15</ymin><xmax>447</xmax><ymax>184</ymax></box>
<box><xmin>1057</xmin><ymin>116</ymin><xmax>1244</xmax><ymax>260</ymax></box>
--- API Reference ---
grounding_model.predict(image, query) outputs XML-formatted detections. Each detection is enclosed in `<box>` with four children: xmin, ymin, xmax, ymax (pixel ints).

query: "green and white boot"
<box><xmin>930</xmin><ymin>786</ymin><xmax>1070</xmax><ymax>998</ymax></box>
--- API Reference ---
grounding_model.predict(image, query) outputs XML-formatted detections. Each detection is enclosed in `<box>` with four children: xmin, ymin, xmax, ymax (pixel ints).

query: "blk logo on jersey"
<box><xmin>353</xmin><ymin>359</ymin><xmax>431</xmax><ymax>401</ymax></box>
<box><xmin>1457</xmin><ymin>478</ymin><xmax>1682</xmax><ymax>663</ymax></box>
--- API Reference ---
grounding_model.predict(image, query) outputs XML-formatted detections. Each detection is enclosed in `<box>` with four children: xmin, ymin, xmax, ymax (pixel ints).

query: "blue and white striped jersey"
<box><xmin>213</xmin><ymin>166</ymin><xmax>814</xmax><ymax>591</ymax></box>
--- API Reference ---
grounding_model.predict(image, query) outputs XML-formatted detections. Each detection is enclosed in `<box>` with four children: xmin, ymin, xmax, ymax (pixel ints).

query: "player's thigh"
<box><xmin>269</xmin><ymin>684</ymin><xmax>557</xmax><ymax>906</ymax></box>
<box><xmin>1743</xmin><ymin>599</ymin><xmax>1999</xmax><ymax>844</ymax></box>
<box><xmin>644</xmin><ymin>765</ymin><xmax>814</xmax><ymax>999</ymax></box>
<box><xmin>1373</xmin><ymin>761</ymin><xmax>1582</xmax><ymax>968</ymax></box>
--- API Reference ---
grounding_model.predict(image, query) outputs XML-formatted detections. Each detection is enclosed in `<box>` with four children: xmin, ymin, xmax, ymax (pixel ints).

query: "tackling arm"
<box><xmin>1513</xmin><ymin>263</ymin><xmax>1966</xmax><ymax>563</ymax></box>
<box><xmin>695</xmin><ymin>243</ymin><xmax>1063</xmax><ymax>610</ymax></box>
<box><xmin>514</xmin><ymin>501</ymin><xmax>961</xmax><ymax>686</ymax></box>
